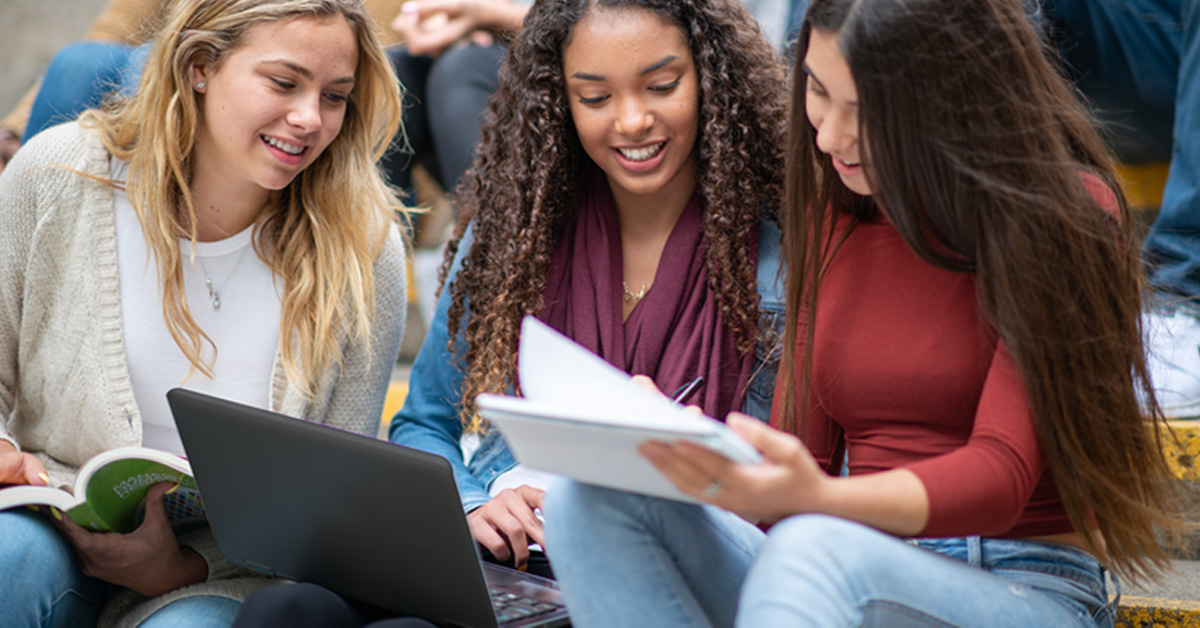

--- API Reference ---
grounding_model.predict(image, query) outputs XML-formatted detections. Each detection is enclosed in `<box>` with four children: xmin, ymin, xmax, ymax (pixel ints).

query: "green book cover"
<box><xmin>0</xmin><ymin>447</ymin><xmax>206</xmax><ymax>533</ymax></box>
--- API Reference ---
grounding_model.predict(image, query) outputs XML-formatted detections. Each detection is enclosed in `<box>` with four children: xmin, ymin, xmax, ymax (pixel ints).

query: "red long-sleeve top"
<box><xmin>771</xmin><ymin>212</ymin><xmax>1076</xmax><ymax>538</ymax></box>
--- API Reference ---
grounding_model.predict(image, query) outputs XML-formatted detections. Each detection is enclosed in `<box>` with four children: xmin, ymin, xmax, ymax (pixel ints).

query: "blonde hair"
<box><xmin>79</xmin><ymin>0</ymin><xmax>404</xmax><ymax>396</ymax></box>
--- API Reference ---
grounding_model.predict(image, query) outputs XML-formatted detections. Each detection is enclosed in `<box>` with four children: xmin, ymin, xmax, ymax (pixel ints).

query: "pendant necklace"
<box><xmin>195</xmin><ymin>246</ymin><xmax>250</xmax><ymax>310</ymax></box>
<box><xmin>622</xmin><ymin>281</ymin><xmax>650</xmax><ymax>303</ymax></box>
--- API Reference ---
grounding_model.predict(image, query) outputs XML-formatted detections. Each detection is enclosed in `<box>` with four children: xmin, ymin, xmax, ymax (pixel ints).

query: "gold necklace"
<box><xmin>622</xmin><ymin>281</ymin><xmax>650</xmax><ymax>303</ymax></box>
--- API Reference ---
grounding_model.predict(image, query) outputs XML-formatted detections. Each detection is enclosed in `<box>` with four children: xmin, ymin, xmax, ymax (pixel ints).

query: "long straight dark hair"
<box><xmin>780</xmin><ymin>0</ymin><xmax>1186</xmax><ymax>580</ymax></box>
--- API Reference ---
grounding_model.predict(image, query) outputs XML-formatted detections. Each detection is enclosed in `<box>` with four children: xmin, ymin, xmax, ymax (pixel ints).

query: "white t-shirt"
<box><xmin>112</xmin><ymin>158</ymin><xmax>282</xmax><ymax>455</ymax></box>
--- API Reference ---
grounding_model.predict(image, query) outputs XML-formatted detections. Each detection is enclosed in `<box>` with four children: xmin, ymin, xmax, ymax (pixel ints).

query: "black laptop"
<box><xmin>166</xmin><ymin>388</ymin><xmax>570</xmax><ymax>628</ymax></box>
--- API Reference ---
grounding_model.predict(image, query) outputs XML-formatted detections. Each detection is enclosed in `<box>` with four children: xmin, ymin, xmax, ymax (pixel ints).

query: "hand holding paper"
<box><xmin>475</xmin><ymin>317</ymin><xmax>760</xmax><ymax>503</ymax></box>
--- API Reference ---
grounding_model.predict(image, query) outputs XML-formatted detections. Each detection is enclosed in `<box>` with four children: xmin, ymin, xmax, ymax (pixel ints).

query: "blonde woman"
<box><xmin>0</xmin><ymin>0</ymin><xmax>407</xmax><ymax>626</ymax></box>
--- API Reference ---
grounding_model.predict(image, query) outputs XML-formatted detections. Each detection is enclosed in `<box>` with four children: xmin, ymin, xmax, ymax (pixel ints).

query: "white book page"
<box><xmin>516</xmin><ymin>317</ymin><xmax>715</xmax><ymax>432</ymax></box>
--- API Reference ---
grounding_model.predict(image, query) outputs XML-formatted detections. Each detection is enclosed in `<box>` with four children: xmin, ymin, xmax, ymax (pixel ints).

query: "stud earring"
<box><xmin>195</xmin><ymin>81</ymin><xmax>206</xmax><ymax>91</ymax></box>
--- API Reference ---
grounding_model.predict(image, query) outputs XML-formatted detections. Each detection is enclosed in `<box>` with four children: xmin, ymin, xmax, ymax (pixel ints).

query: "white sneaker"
<box><xmin>1144</xmin><ymin>308</ymin><xmax>1200</xmax><ymax>418</ymax></box>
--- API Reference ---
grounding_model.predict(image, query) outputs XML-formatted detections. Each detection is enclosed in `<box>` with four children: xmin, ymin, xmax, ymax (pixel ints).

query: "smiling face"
<box><xmin>563</xmin><ymin>7</ymin><xmax>699</xmax><ymax>212</ymax></box>
<box><xmin>804</xmin><ymin>28</ymin><xmax>873</xmax><ymax>197</ymax></box>
<box><xmin>191</xmin><ymin>14</ymin><xmax>358</xmax><ymax>200</ymax></box>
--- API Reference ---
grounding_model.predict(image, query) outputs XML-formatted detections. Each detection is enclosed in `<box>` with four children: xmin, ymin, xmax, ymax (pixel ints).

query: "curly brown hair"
<box><xmin>441</xmin><ymin>0</ymin><xmax>787</xmax><ymax>430</ymax></box>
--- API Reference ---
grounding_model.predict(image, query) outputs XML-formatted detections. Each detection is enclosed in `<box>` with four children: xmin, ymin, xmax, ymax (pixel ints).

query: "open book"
<box><xmin>0</xmin><ymin>446</ymin><xmax>205</xmax><ymax>533</ymax></box>
<box><xmin>476</xmin><ymin>316</ymin><xmax>761</xmax><ymax>503</ymax></box>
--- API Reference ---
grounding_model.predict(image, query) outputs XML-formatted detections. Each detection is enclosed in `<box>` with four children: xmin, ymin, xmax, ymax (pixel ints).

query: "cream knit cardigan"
<box><xmin>0</xmin><ymin>122</ymin><xmax>408</xmax><ymax>626</ymax></box>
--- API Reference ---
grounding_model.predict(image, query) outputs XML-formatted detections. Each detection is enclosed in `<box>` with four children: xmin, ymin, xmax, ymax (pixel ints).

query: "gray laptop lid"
<box><xmin>167</xmin><ymin>388</ymin><xmax>557</xmax><ymax>628</ymax></box>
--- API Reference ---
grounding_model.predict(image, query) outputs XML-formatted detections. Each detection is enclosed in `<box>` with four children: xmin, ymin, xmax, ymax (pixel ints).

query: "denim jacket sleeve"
<box><xmin>388</xmin><ymin>225</ymin><xmax>498</xmax><ymax>513</ymax></box>
<box><xmin>741</xmin><ymin>218</ymin><xmax>787</xmax><ymax>421</ymax></box>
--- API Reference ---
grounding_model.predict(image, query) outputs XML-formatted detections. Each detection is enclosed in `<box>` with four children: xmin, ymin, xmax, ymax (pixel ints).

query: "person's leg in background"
<box><xmin>24</xmin><ymin>41</ymin><xmax>137</xmax><ymax>141</ymax></box>
<box><xmin>1045</xmin><ymin>0</ymin><xmax>1200</xmax><ymax>416</ymax></box>
<box><xmin>1045</xmin><ymin>0</ymin><xmax>1180</xmax><ymax>165</ymax></box>
<box><xmin>405</xmin><ymin>44</ymin><xmax>506</xmax><ymax>327</ymax></box>
<box><xmin>425</xmin><ymin>43</ymin><xmax>506</xmax><ymax>200</ymax></box>
<box><xmin>382</xmin><ymin>48</ymin><xmax>437</xmax><ymax>201</ymax></box>
<box><xmin>1143</xmin><ymin>0</ymin><xmax>1200</xmax><ymax>416</ymax></box>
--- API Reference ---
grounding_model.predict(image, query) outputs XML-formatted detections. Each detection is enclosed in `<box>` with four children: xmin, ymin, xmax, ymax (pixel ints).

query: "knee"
<box><xmin>427</xmin><ymin>45</ymin><xmax>503</xmax><ymax>95</ymax></box>
<box><xmin>0</xmin><ymin>510</ymin><xmax>79</xmax><ymax>583</ymax></box>
<box><xmin>45</xmin><ymin>41</ymin><xmax>132</xmax><ymax>83</ymax></box>
<box><xmin>236</xmin><ymin>582</ymin><xmax>348</xmax><ymax>625</ymax></box>
<box><xmin>0</xmin><ymin>510</ymin><xmax>100</xmax><ymax>625</ymax></box>
<box><xmin>543</xmin><ymin>480</ymin><xmax>649</xmax><ymax>540</ymax></box>
<box><xmin>758</xmin><ymin>514</ymin><xmax>893</xmax><ymax>575</ymax></box>
<box><xmin>542</xmin><ymin>479</ymin><xmax>600</xmax><ymax>537</ymax></box>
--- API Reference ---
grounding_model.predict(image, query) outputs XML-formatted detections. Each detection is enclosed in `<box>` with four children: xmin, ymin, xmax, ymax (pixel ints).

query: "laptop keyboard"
<box><xmin>489</xmin><ymin>587</ymin><xmax>565</xmax><ymax>624</ymax></box>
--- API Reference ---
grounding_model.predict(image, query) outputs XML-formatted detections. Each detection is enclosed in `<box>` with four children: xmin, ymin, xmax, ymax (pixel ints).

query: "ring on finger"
<box><xmin>701</xmin><ymin>479</ymin><xmax>722</xmax><ymax>498</ymax></box>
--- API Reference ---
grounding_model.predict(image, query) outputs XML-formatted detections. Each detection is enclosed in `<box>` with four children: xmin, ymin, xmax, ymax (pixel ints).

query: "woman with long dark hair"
<box><xmin>542</xmin><ymin>0</ymin><xmax>1187</xmax><ymax>625</ymax></box>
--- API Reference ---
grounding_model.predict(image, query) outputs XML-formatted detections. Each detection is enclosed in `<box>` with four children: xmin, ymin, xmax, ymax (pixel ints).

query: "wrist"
<box><xmin>798</xmin><ymin>473</ymin><xmax>838</xmax><ymax>518</ymax></box>
<box><xmin>158</xmin><ymin>548</ymin><xmax>208</xmax><ymax>594</ymax></box>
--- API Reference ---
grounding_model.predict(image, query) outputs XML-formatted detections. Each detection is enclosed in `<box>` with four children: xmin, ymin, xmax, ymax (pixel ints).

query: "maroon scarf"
<box><xmin>538</xmin><ymin>172</ymin><xmax>755</xmax><ymax>421</ymax></box>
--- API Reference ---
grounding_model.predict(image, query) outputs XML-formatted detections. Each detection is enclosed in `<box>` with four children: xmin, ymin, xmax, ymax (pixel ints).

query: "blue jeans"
<box><xmin>0</xmin><ymin>510</ymin><xmax>241</xmax><ymax>627</ymax></box>
<box><xmin>0</xmin><ymin>509</ymin><xmax>108</xmax><ymax>627</ymax></box>
<box><xmin>543</xmin><ymin>481</ymin><xmax>1114</xmax><ymax>627</ymax></box>
<box><xmin>24</xmin><ymin>41</ymin><xmax>148</xmax><ymax>142</ymax></box>
<box><xmin>139</xmin><ymin>595</ymin><xmax>242</xmax><ymax>628</ymax></box>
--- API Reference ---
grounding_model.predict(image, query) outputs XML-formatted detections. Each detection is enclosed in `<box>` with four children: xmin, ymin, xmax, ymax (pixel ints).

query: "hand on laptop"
<box><xmin>467</xmin><ymin>485</ymin><xmax>545</xmax><ymax>569</ymax></box>
<box><xmin>50</xmin><ymin>481</ymin><xmax>209</xmax><ymax>596</ymax></box>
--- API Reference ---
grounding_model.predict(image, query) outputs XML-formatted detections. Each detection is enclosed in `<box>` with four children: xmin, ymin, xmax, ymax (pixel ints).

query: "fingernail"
<box><xmin>402</xmin><ymin>2</ymin><xmax>418</xmax><ymax>12</ymax></box>
<box><xmin>37</xmin><ymin>472</ymin><xmax>50</xmax><ymax>484</ymax></box>
<box><xmin>51</xmin><ymin>507</ymin><xmax>63</xmax><ymax>521</ymax></box>
<box><xmin>518</xmin><ymin>563</ymin><xmax>527</xmax><ymax>572</ymax></box>
<box><xmin>165</xmin><ymin>483</ymin><xmax>180</xmax><ymax>495</ymax></box>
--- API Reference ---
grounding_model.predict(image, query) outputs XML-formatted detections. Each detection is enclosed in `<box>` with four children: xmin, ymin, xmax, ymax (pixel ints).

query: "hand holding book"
<box><xmin>0</xmin><ymin>439</ymin><xmax>49</xmax><ymax>487</ymax></box>
<box><xmin>48</xmin><ymin>481</ymin><xmax>210</xmax><ymax>596</ymax></box>
<box><xmin>0</xmin><ymin>446</ymin><xmax>205</xmax><ymax>533</ymax></box>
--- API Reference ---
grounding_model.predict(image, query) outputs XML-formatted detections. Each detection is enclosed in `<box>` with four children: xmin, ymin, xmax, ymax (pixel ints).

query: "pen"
<box><xmin>670</xmin><ymin>377</ymin><xmax>704</xmax><ymax>405</ymax></box>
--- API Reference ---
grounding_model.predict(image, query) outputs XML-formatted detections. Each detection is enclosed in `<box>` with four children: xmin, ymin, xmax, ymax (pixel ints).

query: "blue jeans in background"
<box><xmin>24</xmin><ymin>41</ymin><xmax>148</xmax><ymax>142</ymax></box>
<box><xmin>1027</xmin><ymin>0</ymin><xmax>1199</xmax><ymax>298</ymax></box>
<box><xmin>544</xmin><ymin>481</ymin><xmax>1115</xmax><ymax>628</ymax></box>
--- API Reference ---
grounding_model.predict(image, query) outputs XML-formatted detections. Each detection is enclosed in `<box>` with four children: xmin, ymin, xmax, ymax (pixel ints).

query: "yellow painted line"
<box><xmin>381</xmin><ymin>381</ymin><xmax>409</xmax><ymax>432</ymax></box>
<box><xmin>1114</xmin><ymin>161</ymin><xmax>1169</xmax><ymax>211</ymax></box>
<box><xmin>1162</xmin><ymin>421</ymin><xmax>1200</xmax><ymax>483</ymax></box>
<box><xmin>1117</xmin><ymin>595</ymin><xmax>1200</xmax><ymax>628</ymax></box>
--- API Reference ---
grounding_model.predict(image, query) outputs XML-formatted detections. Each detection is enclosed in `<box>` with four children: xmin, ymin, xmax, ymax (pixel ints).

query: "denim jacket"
<box><xmin>389</xmin><ymin>219</ymin><xmax>787</xmax><ymax>513</ymax></box>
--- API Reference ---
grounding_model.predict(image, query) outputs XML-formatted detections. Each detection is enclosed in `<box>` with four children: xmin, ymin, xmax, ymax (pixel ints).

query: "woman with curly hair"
<box><xmin>542</xmin><ymin>0</ymin><xmax>1189</xmax><ymax>626</ymax></box>
<box><xmin>0</xmin><ymin>0</ymin><xmax>407</xmax><ymax>625</ymax></box>
<box><xmin>230</xmin><ymin>0</ymin><xmax>786</xmax><ymax>624</ymax></box>
<box><xmin>401</xmin><ymin>0</ymin><xmax>786</xmax><ymax>568</ymax></box>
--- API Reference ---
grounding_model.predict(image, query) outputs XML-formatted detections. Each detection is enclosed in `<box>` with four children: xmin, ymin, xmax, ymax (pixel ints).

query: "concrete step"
<box><xmin>1117</xmin><ymin>559</ymin><xmax>1200</xmax><ymax>627</ymax></box>
<box><xmin>1116</xmin><ymin>422</ymin><xmax>1200</xmax><ymax>626</ymax></box>
<box><xmin>1164</xmin><ymin>420</ymin><xmax>1200</xmax><ymax>483</ymax></box>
